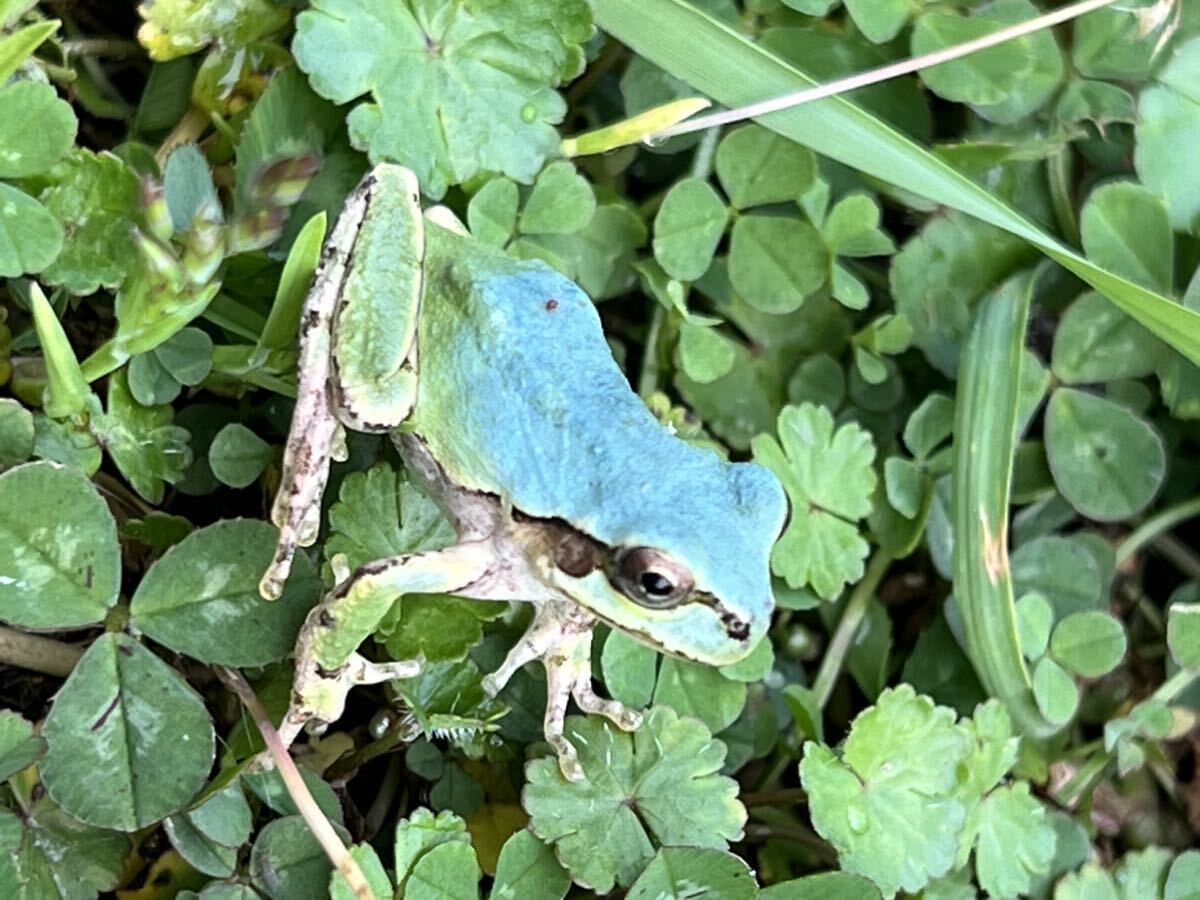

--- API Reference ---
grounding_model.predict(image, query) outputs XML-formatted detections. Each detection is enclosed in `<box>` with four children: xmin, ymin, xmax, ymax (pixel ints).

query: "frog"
<box><xmin>259</xmin><ymin>163</ymin><xmax>787</xmax><ymax>781</ymax></box>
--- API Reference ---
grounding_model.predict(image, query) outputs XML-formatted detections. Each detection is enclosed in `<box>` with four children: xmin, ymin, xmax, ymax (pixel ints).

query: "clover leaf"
<box><xmin>800</xmin><ymin>686</ymin><xmax>970</xmax><ymax>895</ymax></box>
<box><xmin>293</xmin><ymin>0</ymin><xmax>592</xmax><ymax>198</ymax></box>
<box><xmin>524</xmin><ymin>707</ymin><xmax>745</xmax><ymax>893</ymax></box>
<box><xmin>751</xmin><ymin>403</ymin><xmax>877</xmax><ymax>599</ymax></box>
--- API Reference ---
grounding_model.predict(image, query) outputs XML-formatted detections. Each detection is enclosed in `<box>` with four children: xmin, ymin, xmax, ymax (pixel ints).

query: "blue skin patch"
<box><xmin>410</xmin><ymin>226</ymin><xmax>787</xmax><ymax>661</ymax></box>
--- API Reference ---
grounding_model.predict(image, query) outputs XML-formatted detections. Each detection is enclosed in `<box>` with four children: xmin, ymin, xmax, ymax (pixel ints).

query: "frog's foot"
<box><xmin>277</xmin><ymin>651</ymin><xmax>423</xmax><ymax>749</ymax></box>
<box><xmin>483</xmin><ymin>599</ymin><xmax>641</xmax><ymax>782</ymax></box>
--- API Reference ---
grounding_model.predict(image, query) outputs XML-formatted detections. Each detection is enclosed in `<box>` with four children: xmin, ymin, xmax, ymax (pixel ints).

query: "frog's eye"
<box><xmin>610</xmin><ymin>548</ymin><xmax>694</xmax><ymax>609</ymax></box>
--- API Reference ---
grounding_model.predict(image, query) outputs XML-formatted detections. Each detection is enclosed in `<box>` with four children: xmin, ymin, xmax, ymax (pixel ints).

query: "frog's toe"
<box><xmin>552</xmin><ymin>739</ymin><xmax>585</xmax><ymax>783</ymax></box>
<box><xmin>481</xmin><ymin>672</ymin><xmax>503</xmax><ymax>698</ymax></box>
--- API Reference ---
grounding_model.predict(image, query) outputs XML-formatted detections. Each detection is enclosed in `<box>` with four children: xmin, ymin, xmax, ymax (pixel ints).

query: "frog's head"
<box><xmin>543</xmin><ymin>452</ymin><xmax>788</xmax><ymax>667</ymax></box>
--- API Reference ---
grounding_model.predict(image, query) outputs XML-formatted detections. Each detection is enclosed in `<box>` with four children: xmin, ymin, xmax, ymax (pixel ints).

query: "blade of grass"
<box><xmin>953</xmin><ymin>270</ymin><xmax>1056</xmax><ymax>737</ymax></box>
<box><xmin>592</xmin><ymin>0</ymin><xmax>1200</xmax><ymax>365</ymax></box>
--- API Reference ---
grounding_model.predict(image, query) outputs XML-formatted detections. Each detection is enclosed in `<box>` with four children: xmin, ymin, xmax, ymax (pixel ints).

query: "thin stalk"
<box><xmin>1152</xmin><ymin>533</ymin><xmax>1200</xmax><ymax>583</ymax></box>
<box><xmin>689</xmin><ymin>126</ymin><xmax>721</xmax><ymax>180</ymax></box>
<box><xmin>1153</xmin><ymin>667</ymin><xmax>1198</xmax><ymax>706</ymax></box>
<box><xmin>0</xmin><ymin>627</ymin><xmax>85</xmax><ymax>677</ymax></box>
<box><xmin>216</xmin><ymin>667</ymin><xmax>374</xmax><ymax>900</ymax></box>
<box><xmin>645</xmin><ymin>0</ymin><xmax>1125</xmax><ymax>141</ymax></box>
<box><xmin>811</xmin><ymin>550</ymin><xmax>892</xmax><ymax>710</ymax></box>
<box><xmin>1116</xmin><ymin>496</ymin><xmax>1200</xmax><ymax>567</ymax></box>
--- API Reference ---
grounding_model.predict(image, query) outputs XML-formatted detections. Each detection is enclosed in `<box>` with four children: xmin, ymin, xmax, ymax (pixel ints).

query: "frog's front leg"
<box><xmin>483</xmin><ymin>599</ymin><xmax>644</xmax><ymax>781</ymax></box>
<box><xmin>279</xmin><ymin>541</ymin><xmax>493</xmax><ymax>748</ymax></box>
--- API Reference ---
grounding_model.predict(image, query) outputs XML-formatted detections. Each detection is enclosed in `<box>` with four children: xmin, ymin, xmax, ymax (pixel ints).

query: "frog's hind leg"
<box><xmin>278</xmin><ymin>541</ymin><xmax>494</xmax><ymax>749</ymax></box>
<box><xmin>261</xmin><ymin>165</ymin><xmax>424</xmax><ymax>600</ymax></box>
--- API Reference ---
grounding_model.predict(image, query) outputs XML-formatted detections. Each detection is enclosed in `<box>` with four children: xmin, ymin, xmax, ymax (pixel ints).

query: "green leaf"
<box><xmin>1049</xmin><ymin>611</ymin><xmax>1127</xmax><ymax>678</ymax></box>
<box><xmin>751</xmin><ymin>403</ymin><xmax>876</xmax><ymax>599</ymax></box>
<box><xmin>1167</xmin><ymin>603</ymin><xmax>1200</xmax><ymax>670</ymax></box>
<box><xmin>491</xmin><ymin>829</ymin><xmax>570</xmax><ymax>900</ymax></box>
<box><xmin>187</xmin><ymin>781</ymin><xmax>253</xmax><ymax>849</ymax></box>
<box><xmin>761</xmin><ymin>872</ymin><xmax>883</xmax><ymax>899</ymax></box>
<box><xmin>519</xmin><ymin>161</ymin><xmax>596</xmax><ymax>236</ymax></box>
<box><xmin>965</xmin><ymin>782</ymin><xmax>1055</xmax><ymax>898</ymax></box>
<box><xmin>653</xmin><ymin>658</ymin><xmax>746</xmax><ymax>733</ymax></box>
<box><xmin>0</xmin><ymin>81</ymin><xmax>76</xmax><ymax>179</ymax></box>
<box><xmin>468</xmin><ymin>178</ymin><xmax>519</xmax><ymax>248</ymax></box>
<box><xmin>29</xmin><ymin>284</ymin><xmax>90</xmax><ymax>420</ymax></box>
<box><xmin>1167</xmin><ymin>851</ymin><xmax>1200</xmax><ymax>900</ymax></box>
<box><xmin>0</xmin><ymin>20</ymin><xmax>58</xmax><ymax>83</ymax></box>
<box><xmin>0</xmin><ymin>183</ymin><xmax>63</xmax><ymax>277</ymax></box>
<box><xmin>524</xmin><ymin>707</ymin><xmax>744</xmax><ymax>893</ymax></box>
<box><xmin>891</xmin><ymin>214</ymin><xmax>1033</xmax><ymax>375</ymax></box>
<box><xmin>1079</xmin><ymin>181</ymin><xmax>1173</xmax><ymax>292</ymax></box>
<box><xmin>293</xmin><ymin>0</ymin><xmax>591</xmax><ymax>198</ymax></box>
<box><xmin>163</xmin><ymin>144</ymin><xmax>221</xmax><ymax>232</ymax></box>
<box><xmin>844</xmin><ymin>0</ymin><xmax>910</xmax><ymax>44</ymax></box>
<box><xmin>903</xmin><ymin>393</ymin><xmax>953</xmax><ymax>460</ymax></box>
<box><xmin>714</xmin><ymin>124</ymin><xmax>816</xmax><ymax>210</ymax></box>
<box><xmin>326</xmin><ymin>464</ymin><xmax>455</xmax><ymax>570</ymax></box>
<box><xmin>41</xmin><ymin>633</ymin><xmax>215</xmax><ymax>831</ymax></box>
<box><xmin>800</xmin><ymin>686</ymin><xmax>970</xmax><ymax>896</ymax></box>
<box><xmin>677</xmin><ymin>322</ymin><xmax>736</xmax><ymax>384</ymax></box>
<box><xmin>1051</xmin><ymin>291</ymin><xmax>1164</xmax><ymax>384</ymax></box>
<box><xmin>0</xmin><ymin>461</ymin><xmax>119</xmax><ymax>628</ymax></box>
<box><xmin>0</xmin><ymin>795</ymin><xmax>130</xmax><ymax>899</ymax></box>
<box><xmin>1015</xmin><ymin>592</ymin><xmax>1053</xmax><ymax>661</ymax></box>
<box><xmin>208</xmin><ymin>424</ymin><xmax>273</xmax><ymax>488</ymax></box>
<box><xmin>164</xmin><ymin>813</ymin><xmax>237</xmax><ymax>877</ymax></box>
<box><xmin>911</xmin><ymin>11</ymin><xmax>1031</xmax><ymax>106</ymax></box>
<box><xmin>821</xmin><ymin>193</ymin><xmax>895</xmax><ymax>258</ymax></box>
<box><xmin>137</xmin><ymin>0</ymin><xmax>289</xmax><ymax>61</ymax></box>
<box><xmin>0</xmin><ymin>399</ymin><xmax>34</xmax><ymax>468</ymax></box>
<box><xmin>0</xmin><ymin>710</ymin><xmax>45</xmax><ymax>781</ymax></box>
<box><xmin>331</xmin><ymin>844</ymin><xmax>392</xmax><ymax>900</ymax></box>
<box><xmin>393</xmin><ymin>808</ymin><xmax>473</xmax><ymax>893</ymax></box>
<box><xmin>728</xmin><ymin>215</ymin><xmax>827</xmax><ymax>314</ymax></box>
<box><xmin>592</xmin><ymin>0</ymin><xmax>1200</xmax><ymax>365</ymax></box>
<box><xmin>130</xmin><ymin>519</ymin><xmax>319</xmax><ymax>666</ymax></box>
<box><xmin>250</xmin><ymin>816</ymin><xmax>333</xmax><ymax>900</ymax></box>
<box><xmin>1044</xmin><ymin>388</ymin><xmax>1166</xmax><ymax>521</ymax></box>
<box><xmin>92</xmin><ymin>370</ymin><xmax>193</xmax><ymax>504</ymax></box>
<box><xmin>601</xmin><ymin>630</ymin><xmax>658</xmax><ymax>709</ymax></box>
<box><xmin>39</xmin><ymin>150</ymin><xmax>140</xmax><ymax>294</ymax></box>
<box><xmin>884</xmin><ymin>456</ymin><xmax>922</xmax><ymax>519</ymax></box>
<box><xmin>1011</xmin><ymin>536</ymin><xmax>1103</xmax><ymax>619</ymax></box>
<box><xmin>406</xmin><ymin>841</ymin><xmax>479</xmax><ymax>900</ymax></box>
<box><xmin>1031</xmin><ymin>656</ymin><xmax>1078</xmax><ymax>726</ymax></box>
<box><xmin>1135</xmin><ymin>38</ymin><xmax>1200</xmax><ymax>233</ymax></box>
<box><xmin>627</xmin><ymin>848</ymin><xmax>755</xmax><ymax>900</ymax></box>
<box><xmin>1056</xmin><ymin>79</ymin><xmax>1136</xmax><ymax>130</ymax></box>
<box><xmin>155</xmin><ymin>327</ymin><xmax>214</xmax><ymax>385</ymax></box>
<box><xmin>653</xmin><ymin>178</ymin><xmax>727</xmax><ymax>282</ymax></box>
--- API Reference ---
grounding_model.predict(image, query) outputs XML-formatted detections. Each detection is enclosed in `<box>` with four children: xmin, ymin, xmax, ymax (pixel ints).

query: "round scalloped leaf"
<box><xmin>130</xmin><ymin>519</ymin><xmax>319</xmax><ymax>666</ymax></box>
<box><xmin>250</xmin><ymin>816</ymin><xmax>333</xmax><ymax>899</ymax></box>
<box><xmin>524</xmin><ymin>707</ymin><xmax>744</xmax><ymax>893</ymax></box>
<box><xmin>1044</xmin><ymin>388</ymin><xmax>1165</xmax><ymax>522</ymax></box>
<box><xmin>627</xmin><ymin>848</ymin><xmax>756</xmax><ymax>900</ymax></box>
<box><xmin>39</xmin><ymin>149</ymin><xmax>140</xmax><ymax>295</ymax></box>
<box><xmin>0</xmin><ymin>461</ymin><xmax>120</xmax><ymax>629</ymax></box>
<box><xmin>728</xmin><ymin>214</ymin><xmax>827</xmax><ymax>314</ymax></box>
<box><xmin>911</xmin><ymin>10</ymin><xmax>1031</xmax><ymax>106</ymax></box>
<box><xmin>799</xmin><ymin>686</ymin><xmax>970</xmax><ymax>896</ymax></box>
<box><xmin>293</xmin><ymin>0</ymin><xmax>591</xmax><ymax>198</ymax></box>
<box><xmin>1032</xmin><ymin>657</ymin><xmax>1078</xmax><ymax>726</ymax></box>
<box><xmin>751</xmin><ymin>403</ymin><xmax>877</xmax><ymax>599</ymax></box>
<box><xmin>652</xmin><ymin>177</ymin><xmax>728</xmax><ymax>281</ymax></box>
<box><xmin>41</xmin><ymin>633</ymin><xmax>215</xmax><ymax>831</ymax></box>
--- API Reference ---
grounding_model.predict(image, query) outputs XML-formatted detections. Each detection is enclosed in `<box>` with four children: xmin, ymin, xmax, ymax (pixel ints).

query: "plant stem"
<box><xmin>1153</xmin><ymin>667</ymin><xmax>1198</xmax><ymax>706</ymax></box>
<box><xmin>1115</xmin><ymin>495</ymin><xmax>1200</xmax><ymax>568</ymax></box>
<box><xmin>0</xmin><ymin>627</ymin><xmax>85</xmax><ymax>677</ymax></box>
<box><xmin>156</xmin><ymin>107</ymin><xmax>210</xmax><ymax>169</ymax></box>
<box><xmin>62</xmin><ymin>38</ymin><xmax>141</xmax><ymax>57</ymax></box>
<box><xmin>216</xmin><ymin>667</ymin><xmax>374</xmax><ymax>900</ymax></box>
<box><xmin>689</xmin><ymin>125</ymin><xmax>721</xmax><ymax>180</ymax></box>
<box><xmin>811</xmin><ymin>550</ymin><xmax>892</xmax><ymax>710</ymax></box>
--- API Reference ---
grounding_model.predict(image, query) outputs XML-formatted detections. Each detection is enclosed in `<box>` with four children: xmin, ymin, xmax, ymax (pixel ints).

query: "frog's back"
<box><xmin>411</xmin><ymin>227</ymin><xmax>785</xmax><ymax>610</ymax></box>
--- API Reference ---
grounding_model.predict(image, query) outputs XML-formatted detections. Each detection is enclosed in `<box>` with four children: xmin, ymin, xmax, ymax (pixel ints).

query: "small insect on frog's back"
<box><xmin>410</xmin><ymin>225</ymin><xmax>787</xmax><ymax>665</ymax></box>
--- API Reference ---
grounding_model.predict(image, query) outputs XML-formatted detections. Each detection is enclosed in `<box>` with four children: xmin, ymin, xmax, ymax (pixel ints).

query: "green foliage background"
<box><xmin>0</xmin><ymin>0</ymin><xmax>1199</xmax><ymax>897</ymax></box>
